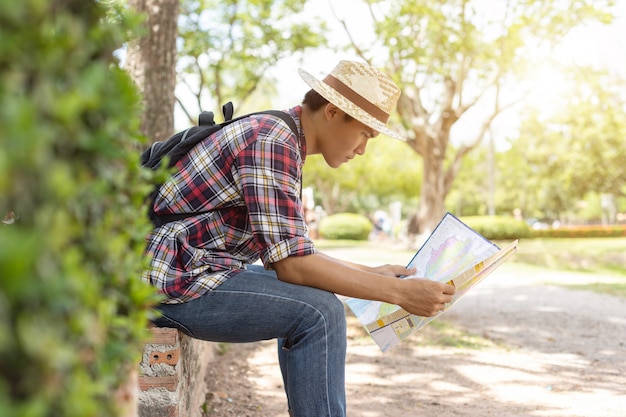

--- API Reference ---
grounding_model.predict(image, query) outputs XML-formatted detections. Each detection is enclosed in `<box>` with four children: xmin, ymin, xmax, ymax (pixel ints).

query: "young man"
<box><xmin>143</xmin><ymin>60</ymin><xmax>455</xmax><ymax>417</ymax></box>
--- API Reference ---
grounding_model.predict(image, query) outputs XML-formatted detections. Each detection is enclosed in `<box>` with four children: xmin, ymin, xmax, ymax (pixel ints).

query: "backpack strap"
<box><xmin>222</xmin><ymin>102</ymin><xmax>234</xmax><ymax>122</ymax></box>
<box><xmin>198</xmin><ymin>102</ymin><xmax>234</xmax><ymax>126</ymax></box>
<box><xmin>198</xmin><ymin>111</ymin><xmax>215</xmax><ymax>126</ymax></box>
<box><xmin>256</xmin><ymin>110</ymin><xmax>299</xmax><ymax>139</ymax></box>
<box><xmin>150</xmin><ymin>107</ymin><xmax>300</xmax><ymax>227</ymax></box>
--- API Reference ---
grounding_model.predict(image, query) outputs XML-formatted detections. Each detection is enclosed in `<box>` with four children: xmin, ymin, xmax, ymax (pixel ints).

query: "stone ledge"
<box><xmin>138</xmin><ymin>375</ymin><xmax>179</xmax><ymax>391</ymax></box>
<box><xmin>137</xmin><ymin>327</ymin><xmax>215</xmax><ymax>417</ymax></box>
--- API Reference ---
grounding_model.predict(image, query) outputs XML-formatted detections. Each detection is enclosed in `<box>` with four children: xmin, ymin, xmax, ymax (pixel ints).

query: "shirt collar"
<box><xmin>287</xmin><ymin>105</ymin><xmax>306</xmax><ymax>163</ymax></box>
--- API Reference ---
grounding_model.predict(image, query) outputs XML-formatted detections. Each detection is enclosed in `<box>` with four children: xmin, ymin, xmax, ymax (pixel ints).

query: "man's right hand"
<box><xmin>396</xmin><ymin>278</ymin><xmax>456</xmax><ymax>317</ymax></box>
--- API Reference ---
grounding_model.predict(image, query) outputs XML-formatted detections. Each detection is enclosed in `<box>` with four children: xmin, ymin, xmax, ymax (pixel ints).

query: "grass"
<box><xmin>508</xmin><ymin>237</ymin><xmax>626</xmax><ymax>276</ymax></box>
<box><xmin>416</xmin><ymin>319</ymin><xmax>503</xmax><ymax>350</ymax></box>
<box><xmin>323</xmin><ymin>237</ymin><xmax>626</xmax><ymax>350</ymax></box>
<box><xmin>317</xmin><ymin>237</ymin><xmax>626</xmax><ymax>298</ymax></box>
<box><xmin>508</xmin><ymin>237</ymin><xmax>626</xmax><ymax>298</ymax></box>
<box><xmin>557</xmin><ymin>282</ymin><xmax>626</xmax><ymax>298</ymax></box>
<box><xmin>346</xmin><ymin>313</ymin><xmax>500</xmax><ymax>350</ymax></box>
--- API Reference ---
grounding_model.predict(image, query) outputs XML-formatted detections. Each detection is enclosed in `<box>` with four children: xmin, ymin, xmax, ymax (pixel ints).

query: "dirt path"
<box><xmin>203</xmin><ymin>263</ymin><xmax>626</xmax><ymax>417</ymax></box>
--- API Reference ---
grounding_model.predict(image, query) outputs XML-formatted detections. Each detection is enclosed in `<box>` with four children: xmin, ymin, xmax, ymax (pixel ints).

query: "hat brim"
<box><xmin>298</xmin><ymin>68</ymin><xmax>406</xmax><ymax>141</ymax></box>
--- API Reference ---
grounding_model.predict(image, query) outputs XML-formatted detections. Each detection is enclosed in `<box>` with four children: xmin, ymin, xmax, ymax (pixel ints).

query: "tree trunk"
<box><xmin>417</xmin><ymin>149</ymin><xmax>447</xmax><ymax>236</ymax></box>
<box><xmin>125</xmin><ymin>0</ymin><xmax>179</xmax><ymax>143</ymax></box>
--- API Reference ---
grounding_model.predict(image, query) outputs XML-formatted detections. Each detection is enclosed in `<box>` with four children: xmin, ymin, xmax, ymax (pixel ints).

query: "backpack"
<box><xmin>141</xmin><ymin>102</ymin><xmax>298</xmax><ymax>227</ymax></box>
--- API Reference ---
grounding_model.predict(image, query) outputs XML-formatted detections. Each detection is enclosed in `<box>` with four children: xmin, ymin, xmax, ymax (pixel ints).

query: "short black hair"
<box><xmin>302</xmin><ymin>89</ymin><xmax>354</xmax><ymax>121</ymax></box>
<box><xmin>302</xmin><ymin>89</ymin><xmax>328</xmax><ymax>111</ymax></box>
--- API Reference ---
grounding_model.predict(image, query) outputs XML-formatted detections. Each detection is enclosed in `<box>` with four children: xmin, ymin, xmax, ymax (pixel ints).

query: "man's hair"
<box><xmin>302</xmin><ymin>89</ymin><xmax>354</xmax><ymax>121</ymax></box>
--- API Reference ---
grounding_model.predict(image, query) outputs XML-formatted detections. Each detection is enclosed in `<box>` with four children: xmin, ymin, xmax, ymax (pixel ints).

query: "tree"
<box><xmin>303</xmin><ymin>138</ymin><xmax>422</xmax><ymax>214</ymax></box>
<box><xmin>125</xmin><ymin>0</ymin><xmax>180</xmax><ymax>142</ymax></box>
<box><xmin>446</xmin><ymin>146</ymin><xmax>491</xmax><ymax>216</ymax></box>
<box><xmin>0</xmin><ymin>1</ymin><xmax>156</xmax><ymax>416</ymax></box>
<box><xmin>176</xmin><ymin>0</ymin><xmax>327</xmax><ymax>123</ymax></box>
<box><xmin>500</xmin><ymin>67</ymin><xmax>626</xmax><ymax>222</ymax></box>
<box><xmin>497</xmin><ymin>113</ymin><xmax>572</xmax><ymax>221</ymax></box>
<box><xmin>336</xmin><ymin>0</ymin><xmax>615</xmax><ymax>234</ymax></box>
<box><xmin>557</xmin><ymin>68</ymin><xmax>626</xmax><ymax>199</ymax></box>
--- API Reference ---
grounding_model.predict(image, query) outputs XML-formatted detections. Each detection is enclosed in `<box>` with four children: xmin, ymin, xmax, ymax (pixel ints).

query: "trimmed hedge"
<box><xmin>460</xmin><ymin>216</ymin><xmax>531</xmax><ymax>240</ymax></box>
<box><xmin>319</xmin><ymin>213</ymin><xmax>373</xmax><ymax>240</ymax></box>
<box><xmin>460</xmin><ymin>216</ymin><xmax>626</xmax><ymax>239</ymax></box>
<box><xmin>532</xmin><ymin>224</ymin><xmax>626</xmax><ymax>238</ymax></box>
<box><xmin>0</xmin><ymin>2</ymin><xmax>157</xmax><ymax>417</ymax></box>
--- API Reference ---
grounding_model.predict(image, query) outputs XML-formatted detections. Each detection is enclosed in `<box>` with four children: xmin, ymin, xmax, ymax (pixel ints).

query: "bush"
<box><xmin>460</xmin><ymin>216</ymin><xmax>531</xmax><ymax>240</ymax></box>
<box><xmin>532</xmin><ymin>224</ymin><xmax>626</xmax><ymax>238</ymax></box>
<box><xmin>319</xmin><ymin>213</ymin><xmax>373</xmax><ymax>240</ymax></box>
<box><xmin>0</xmin><ymin>2</ymin><xmax>157</xmax><ymax>416</ymax></box>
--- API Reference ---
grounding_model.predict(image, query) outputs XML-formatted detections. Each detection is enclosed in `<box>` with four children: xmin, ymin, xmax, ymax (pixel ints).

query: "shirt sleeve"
<box><xmin>234</xmin><ymin>116</ymin><xmax>316</xmax><ymax>267</ymax></box>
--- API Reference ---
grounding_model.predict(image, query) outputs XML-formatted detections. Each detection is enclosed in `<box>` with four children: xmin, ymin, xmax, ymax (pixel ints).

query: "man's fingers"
<box><xmin>442</xmin><ymin>283</ymin><xmax>456</xmax><ymax>295</ymax></box>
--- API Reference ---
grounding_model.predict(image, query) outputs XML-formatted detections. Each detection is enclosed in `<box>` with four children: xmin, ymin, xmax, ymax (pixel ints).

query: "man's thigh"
<box><xmin>153</xmin><ymin>264</ymin><xmax>343</xmax><ymax>342</ymax></box>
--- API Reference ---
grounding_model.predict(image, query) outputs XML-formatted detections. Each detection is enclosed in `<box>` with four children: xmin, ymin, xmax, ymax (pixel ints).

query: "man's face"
<box><xmin>320</xmin><ymin>106</ymin><xmax>378</xmax><ymax>168</ymax></box>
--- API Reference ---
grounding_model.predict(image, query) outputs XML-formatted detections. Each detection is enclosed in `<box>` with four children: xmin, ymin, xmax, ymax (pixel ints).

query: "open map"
<box><xmin>345</xmin><ymin>212</ymin><xmax>518</xmax><ymax>352</ymax></box>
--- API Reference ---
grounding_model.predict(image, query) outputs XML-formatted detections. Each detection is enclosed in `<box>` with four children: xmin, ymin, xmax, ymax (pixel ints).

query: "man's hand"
<box><xmin>274</xmin><ymin>253</ymin><xmax>454</xmax><ymax>317</ymax></box>
<box><xmin>370</xmin><ymin>264</ymin><xmax>416</xmax><ymax>277</ymax></box>
<box><xmin>396</xmin><ymin>278</ymin><xmax>456</xmax><ymax>317</ymax></box>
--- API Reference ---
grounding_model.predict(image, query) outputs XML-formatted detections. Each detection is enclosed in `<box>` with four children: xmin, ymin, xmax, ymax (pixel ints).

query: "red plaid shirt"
<box><xmin>142</xmin><ymin>106</ymin><xmax>316</xmax><ymax>304</ymax></box>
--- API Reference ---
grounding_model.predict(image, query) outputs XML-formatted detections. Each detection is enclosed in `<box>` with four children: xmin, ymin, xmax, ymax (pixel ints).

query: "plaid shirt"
<box><xmin>142</xmin><ymin>106</ymin><xmax>316</xmax><ymax>304</ymax></box>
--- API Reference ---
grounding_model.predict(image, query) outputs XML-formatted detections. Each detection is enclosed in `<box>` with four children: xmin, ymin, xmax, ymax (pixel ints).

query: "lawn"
<box><xmin>316</xmin><ymin>237</ymin><xmax>626</xmax><ymax>298</ymax></box>
<box><xmin>510</xmin><ymin>237</ymin><xmax>626</xmax><ymax>276</ymax></box>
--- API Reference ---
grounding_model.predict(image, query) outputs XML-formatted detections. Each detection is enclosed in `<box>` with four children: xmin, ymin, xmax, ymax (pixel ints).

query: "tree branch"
<box><xmin>443</xmin><ymin>78</ymin><xmax>528</xmax><ymax>194</ymax></box>
<box><xmin>175</xmin><ymin>96</ymin><xmax>194</xmax><ymax>126</ymax></box>
<box><xmin>329</xmin><ymin>1</ymin><xmax>371</xmax><ymax>63</ymax></box>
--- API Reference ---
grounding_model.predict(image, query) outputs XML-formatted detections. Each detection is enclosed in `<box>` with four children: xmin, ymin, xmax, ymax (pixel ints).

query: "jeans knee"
<box><xmin>331</xmin><ymin>295</ymin><xmax>347</xmax><ymax>324</ymax></box>
<box><xmin>317</xmin><ymin>292</ymin><xmax>347</xmax><ymax>334</ymax></box>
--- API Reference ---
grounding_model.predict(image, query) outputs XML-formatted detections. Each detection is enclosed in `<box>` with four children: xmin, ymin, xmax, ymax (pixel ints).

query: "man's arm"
<box><xmin>325</xmin><ymin>253</ymin><xmax>410</xmax><ymax>277</ymax></box>
<box><xmin>272</xmin><ymin>253</ymin><xmax>455</xmax><ymax>317</ymax></box>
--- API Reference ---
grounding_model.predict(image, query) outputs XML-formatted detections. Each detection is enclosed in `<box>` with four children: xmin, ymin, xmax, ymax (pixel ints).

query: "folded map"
<box><xmin>344</xmin><ymin>212</ymin><xmax>518</xmax><ymax>352</ymax></box>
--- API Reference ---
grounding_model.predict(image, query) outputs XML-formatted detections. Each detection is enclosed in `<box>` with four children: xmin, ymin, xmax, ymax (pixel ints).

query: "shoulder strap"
<box><xmin>217</xmin><ymin>107</ymin><xmax>298</xmax><ymax>139</ymax></box>
<box><xmin>149</xmin><ymin>106</ymin><xmax>299</xmax><ymax>227</ymax></box>
<box><xmin>258</xmin><ymin>110</ymin><xmax>299</xmax><ymax>139</ymax></box>
<box><xmin>197</xmin><ymin>102</ymin><xmax>235</xmax><ymax>126</ymax></box>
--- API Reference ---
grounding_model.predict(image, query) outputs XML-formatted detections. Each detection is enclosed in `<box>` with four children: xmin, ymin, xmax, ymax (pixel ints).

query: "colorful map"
<box><xmin>345</xmin><ymin>212</ymin><xmax>518</xmax><ymax>352</ymax></box>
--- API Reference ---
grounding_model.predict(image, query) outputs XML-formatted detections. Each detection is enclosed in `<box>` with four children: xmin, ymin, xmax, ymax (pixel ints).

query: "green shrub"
<box><xmin>319</xmin><ymin>213</ymin><xmax>373</xmax><ymax>240</ymax></box>
<box><xmin>533</xmin><ymin>224</ymin><xmax>626</xmax><ymax>238</ymax></box>
<box><xmin>460</xmin><ymin>216</ymin><xmax>531</xmax><ymax>240</ymax></box>
<box><xmin>0</xmin><ymin>2</ymin><xmax>157</xmax><ymax>416</ymax></box>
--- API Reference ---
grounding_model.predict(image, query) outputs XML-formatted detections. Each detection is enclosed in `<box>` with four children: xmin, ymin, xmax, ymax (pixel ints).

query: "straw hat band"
<box><xmin>298</xmin><ymin>61</ymin><xmax>405</xmax><ymax>140</ymax></box>
<box><xmin>323</xmin><ymin>74</ymin><xmax>390</xmax><ymax>124</ymax></box>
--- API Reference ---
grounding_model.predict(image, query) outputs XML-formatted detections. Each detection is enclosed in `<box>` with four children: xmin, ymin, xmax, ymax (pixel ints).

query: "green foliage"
<box><xmin>303</xmin><ymin>137</ymin><xmax>422</xmax><ymax>214</ymax></box>
<box><xmin>532</xmin><ymin>224</ymin><xmax>626</xmax><ymax>238</ymax></box>
<box><xmin>446</xmin><ymin>146</ymin><xmax>490</xmax><ymax>216</ymax></box>
<box><xmin>177</xmin><ymin>0</ymin><xmax>327</xmax><ymax>120</ymax></box>
<box><xmin>0</xmin><ymin>1</ymin><xmax>157</xmax><ymax>416</ymax></box>
<box><xmin>319</xmin><ymin>213</ymin><xmax>373</xmax><ymax>241</ymax></box>
<box><xmin>335</xmin><ymin>0</ymin><xmax>616</xmax><ymax>232</ymax></box>
<box><xmin>460</xmin><ymin>216</ymin><xmax>531</xmax><ymax>240</ymax></box>
<box><xmin>499</xmin><ymin>67</ymin><xmax>626</xmax><ymax>221</ymax></box>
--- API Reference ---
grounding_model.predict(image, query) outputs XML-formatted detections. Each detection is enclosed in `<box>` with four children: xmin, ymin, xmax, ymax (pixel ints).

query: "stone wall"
<box><xmin>137</xmin><ymin>327</ymin><xmax>215</xmax><ymax>417</ymax></box>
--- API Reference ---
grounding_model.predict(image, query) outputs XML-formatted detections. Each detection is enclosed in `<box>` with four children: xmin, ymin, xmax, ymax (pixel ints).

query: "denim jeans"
<box><xmin>152</xmin><ymin>264</ymin><xmax>347</xmax><ymax>417</ymax></box>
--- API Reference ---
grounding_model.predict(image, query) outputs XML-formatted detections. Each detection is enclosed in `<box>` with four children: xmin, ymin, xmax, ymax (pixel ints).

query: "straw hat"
<box><xmin>298</xmin><ymin>60</ymin><xmax>405</xmax><ymax>141</ymax></box>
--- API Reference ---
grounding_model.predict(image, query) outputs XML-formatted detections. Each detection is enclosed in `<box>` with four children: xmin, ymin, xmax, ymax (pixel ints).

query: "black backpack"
<box><xmin>141</xmin><ymin>102</ymin><xmax>298</xmax><ymax>227</ymax></box>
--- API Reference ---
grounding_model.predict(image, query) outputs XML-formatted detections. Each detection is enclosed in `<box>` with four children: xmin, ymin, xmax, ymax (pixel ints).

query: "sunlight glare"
<box><xmin>525</xmin><ymin>64</ymin><xmax>573</xmax><ymax>117</ymax></box>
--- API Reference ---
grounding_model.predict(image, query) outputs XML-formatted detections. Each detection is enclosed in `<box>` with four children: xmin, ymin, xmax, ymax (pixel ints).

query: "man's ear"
<box><xmin>324</xmin><ymin>103</ymin><xmax>339</xmax><ymax>120</ymax></box>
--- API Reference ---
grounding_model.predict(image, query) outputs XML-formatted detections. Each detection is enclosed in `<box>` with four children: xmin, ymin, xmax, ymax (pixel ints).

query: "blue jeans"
<box><xmin>152</xmin><ymin>264</ymin><xmax>347</xmax><ymax>417</ymax></box>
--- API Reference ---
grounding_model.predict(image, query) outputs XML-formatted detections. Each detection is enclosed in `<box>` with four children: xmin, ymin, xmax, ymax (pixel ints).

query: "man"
<box><xmin>143</xmin><ymin>60</ymin><xmax>455</xmax><ymax>417</ymax></box>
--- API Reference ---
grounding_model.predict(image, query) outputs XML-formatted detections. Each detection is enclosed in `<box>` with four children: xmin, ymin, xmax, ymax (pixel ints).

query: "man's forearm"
<box><xmin>272</xmin><ymin>252</ymin><xmax>404</xmax><ymax>304</ymax></box>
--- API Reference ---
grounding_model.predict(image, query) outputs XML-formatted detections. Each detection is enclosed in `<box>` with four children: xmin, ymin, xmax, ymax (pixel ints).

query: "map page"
<box><xmin>344</xmin><ymin>212</ymin><xmax>518</xmax><ymax>352</ymax></box>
